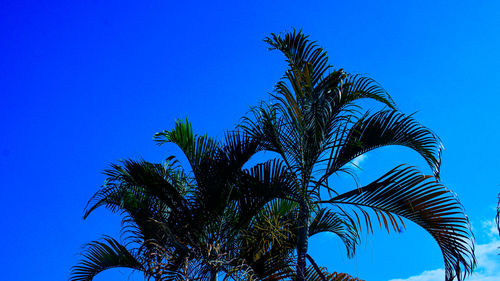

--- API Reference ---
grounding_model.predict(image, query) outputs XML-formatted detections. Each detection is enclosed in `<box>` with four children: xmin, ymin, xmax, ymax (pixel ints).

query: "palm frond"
<box><xmin>340</xmin><ymin>74</ymin><xmax>395</xmax><ymax>110</ymax></box>
<box><xmin>324</xmin><ymin>165</ymin><xmax>475</xmax><ymax>281</ymax></box>
<box><xmin>154</xmin><ymin>118</ymin><xmax>219</xmax><ymax>173</ymax></box>
<box><xmin>237</xmin><ymin>199</ymin><xmax>297</xmax><ymax>281</ymax></box>
<box><xmin>247</xmin><ymin>199</ymin><xmax>298</xmax><ymax>253</ymax></box>
<box><xmin>330</xmin><ymin>110</ymin><xmax>442</xmax><ymax>178</ymax></box>
<box><xmin>305</xmin><ymin>260</ymin><xmax>364</xmax><ymax>281</ymax></box>
<box><xmin>96</xmin><ymin>159</ymin><xmax>188</xmax><ymax>215</ymax></box>
<box><xmin>70</xmin><ymin>237</ymin><xmax>145</xmax><ymax>281</ymax></box>
<box><xmin>221</xmin><ymin>131</ymin><xmax>261</xmax><ymax>171</ymax></box>
<box><xmin>323</xmin><ymin>272</ymin><xmax>364</xmax><ymax>281</ymax></box>
<box><xmin>309</xmin><ymin>208</ymin><xmax>358</xmax><ymax>257</ymax></box>
<box><xmin>240</xmin><ymin>102</ymin><xmax>300</xmax><ymax>171</ymax></box>
<box><xmin>83</xmin><ymin>180</ymin><xmax>154</xmax><ymax>220</ymax></box>
<box><xmin>236</xmin><ymin>159</ymin><xmax>299</xmax><ymax>226</ymax></box>
<box><xmin>265</xmin><ymin>29</ymin><xmax>330</xmax><ymax>86</ymax></box>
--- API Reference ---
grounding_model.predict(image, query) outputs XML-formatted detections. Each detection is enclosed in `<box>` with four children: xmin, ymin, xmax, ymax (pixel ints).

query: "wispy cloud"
<box><xmin>349</xmin><ymin>154</ymin><xmax>367</xmax><ymax>169</ymax></box>
<box><xmin>388</xmin><ymin>220</ymin><xmax>500</xmax><ymax>281</ymax></box>
<box><xmin>388</xmin><ymin>269</ymin><xmax>445</xmax><ymax>281</ymax></box>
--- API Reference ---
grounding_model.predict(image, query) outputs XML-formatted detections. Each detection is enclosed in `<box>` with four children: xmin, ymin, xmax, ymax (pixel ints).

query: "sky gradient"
<box><xmin>1</xmin><ymin>1</ymin><xmax>499</xmax><ymax>280</ymax></box>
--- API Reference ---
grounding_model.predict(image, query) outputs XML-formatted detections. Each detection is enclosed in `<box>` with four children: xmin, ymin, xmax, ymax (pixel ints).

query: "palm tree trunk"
<box><xmin>296</xmin><ymin>196</ymin><xmax>309</xmax><ymax>281</ymax></box>
<box><xmin>210</xmin><ymin>268</ymin><xmax>218</xmax><ymax>281</ymax></box>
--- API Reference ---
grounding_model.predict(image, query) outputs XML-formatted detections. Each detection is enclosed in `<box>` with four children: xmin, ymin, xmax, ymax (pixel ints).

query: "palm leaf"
<box><xmin>70</xmin><ymin>237</ymin><xmax>145</xmax><ymax>281</ymax></box>
<box><xmin>305</xmin><ymin>258</ymin><xmax>364</xmax><ymax>281</ymax></box>
<box><xmin>235</xmin><ymin>159</ymin><xmax>299</xmax><ymax>226</ymax></box>
<box><xmin>153</xmin><ymin>118</ymin><xmax>219</xmax><ymax>174</ymax></box>
<box><xmin>221</xmin><ymin>131</ymin><xmax>261</xmax><ymax>171</ymax></box>
<box><xmin>264</xmin><ymin>29</ymin><xmax>330</xmax><ymax>86</ymax></box>
<box><xmin>309</xmin><ymin>208</ymin><xmax>358</xmax><ymax>257</ymax></box>
<box><xmin>330</xmin><ymin>110</ymin><xmax>442</xmax><ymax>178</ymax></box>
<box><xmin>98</xmin><ymin>159</ymin><xmax>188</xmax><ymax>214</ymax></box>
<box><xmin>324</xmin><ymin>165</ymin><xmax>475</xmax><ymax>281</ymax></box>
<box><xmin>240</xmin><ymin>102</ymin><xmax>302</xmax><ymax>171</ymax></box>
<box><xmin>339</xmin><ymin>74</ymin><xmax>395</xmax><ymax>110</ymax></box>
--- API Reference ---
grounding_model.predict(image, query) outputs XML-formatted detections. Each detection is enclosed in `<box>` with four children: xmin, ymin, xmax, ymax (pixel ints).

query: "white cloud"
<box><xmin>350</xmin><ymin>154</ymin><xmax>367</xmax><ymax>169</ymax></box>
<box><xmin>473</xmin><ymin>238</ymin><xmax>500</xmax><ymax>278</ymax></box>
<box><xmin>481</xmin><ymin>220</ymin><xmax>499</xmax><ymax>239</ymax></box>
<box><xmin>388</xmin><ymin>269</ymin><xmax>445</xmax><ymax>281</ymax></box>
<box><xmin>388</xmin><ymin>220</ymin><xmax>500</xmax><ymax>281</ymax></box>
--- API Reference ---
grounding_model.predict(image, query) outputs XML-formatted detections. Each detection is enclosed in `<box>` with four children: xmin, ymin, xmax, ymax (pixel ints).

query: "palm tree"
<box><xmin>71</xmin><ymin>120</ymin><xmax>363</xmax><ymax>281</ymax></box>
<box><xmin>239</xmin><ymin>198</ymin><xmax>363</xmax><ymax>281</ymax></box>
<box><xmin>241</xmin><ymin>30</ymin><xmax>475</xmax><ymax>281</ymax></box>
<box><xmin>70</xmin><ymin>120</ymin><xmax>299</xmax><ymax>281</ymax></box>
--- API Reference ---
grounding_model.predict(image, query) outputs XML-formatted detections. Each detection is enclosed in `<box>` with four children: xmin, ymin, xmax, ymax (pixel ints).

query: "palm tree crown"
<box><xmin>240</xmin><ymin>29</ymin><xmax>475</xmax><ymax>281</ymax></box>
<box><xmin>71</xmin><ymin>30</ymin><xmax>476</xmax><ymax>281</ymax></box>
<box><xmin>72</xmin><ymin>120</ymin><xmax>362</xmax><ymax>281</ymax></box>
<box><xmin>71</xmin><ymin>121</ymin><xmax>298</xmax><ymax>280</ymax></box>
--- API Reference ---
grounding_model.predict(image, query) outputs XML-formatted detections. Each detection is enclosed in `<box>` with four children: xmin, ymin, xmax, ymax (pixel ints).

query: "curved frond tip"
<box><xmin>70</xmin><ymin>237</ymin><xmax>145</xmax><ymax>281</ymax></box>
<box><xmin>327</xmin><ymin>165</ymin><xmax>475</xmax><ymax>281</ymax></box>
<box><xmin>305</xmin><ymin>261</ymin><xmax>364</xmax><ymax>281</ymax></box>
<box><xmin>332</xmin><ymin>110</ymin><xmax>442</xmax><ymax>178</ymax></box>
<box><xmin>309</xmin><ymin>208</ymin><xmax>358</xmax><ymax>258</ymax></box>
<box><xmin>264</xmin><ymin>29</ymin><xmax>330</xmax><ymax>86</ymax></box>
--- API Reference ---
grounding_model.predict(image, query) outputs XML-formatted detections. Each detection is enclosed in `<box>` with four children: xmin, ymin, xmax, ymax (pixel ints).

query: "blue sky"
<box><xmin>1</xmin><ymin>1</ymin><xmax>499</xmax><ymax>280</ymax></box>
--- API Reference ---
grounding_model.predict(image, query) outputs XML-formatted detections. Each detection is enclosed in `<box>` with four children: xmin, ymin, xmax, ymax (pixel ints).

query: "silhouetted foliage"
<box><xmin>241</xmin><ymin>29</ymin><xmax>475</xmax><ymax>281</ymax></box>
<box><xmin>72</xmin><ymin>30</ymin><xmax>475</xmax><ymax>281</ymax></box>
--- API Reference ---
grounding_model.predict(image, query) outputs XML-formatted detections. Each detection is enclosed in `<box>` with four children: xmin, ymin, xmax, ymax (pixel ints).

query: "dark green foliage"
<box><xmin>70</xmin><ymin>237</ymin><xmax>145</xmax><ymax>281</ymax></box>
<box><xmin>241</xmin><ymin>29</ymin><xmax>475</xmax><ymax>281</ymax></box>
<box><xmin>72</xmin><ymin>30</ymin><xmax>476</xmax><ymax>281</ymax></box>
<box><xmin>329</xmin><ymin>110</ymin><xmax>442</xmax><ymax>178</ymax></box>
<box><xmin>322</xmin><ymin>165</ymin><xmax>475</xmax><ymax>281</ymax></box>
<box><xmin>72</xmin><ymin>120</ymin><xmax>312</xmax><ymax>280</ymax></box>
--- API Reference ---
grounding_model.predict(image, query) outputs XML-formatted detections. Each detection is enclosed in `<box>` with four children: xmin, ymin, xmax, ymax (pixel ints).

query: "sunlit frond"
<box><xmin>154</xmin><ymin>118</ymin><xmax>219</xmax><ymax>174</ymax></box>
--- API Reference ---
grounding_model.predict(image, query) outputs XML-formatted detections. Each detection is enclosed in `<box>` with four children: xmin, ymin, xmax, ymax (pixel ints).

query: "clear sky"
<box><xmin>1</xmin><ymin>1</ymin><xmax>499</xmax><ymax>280</ymax></box>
